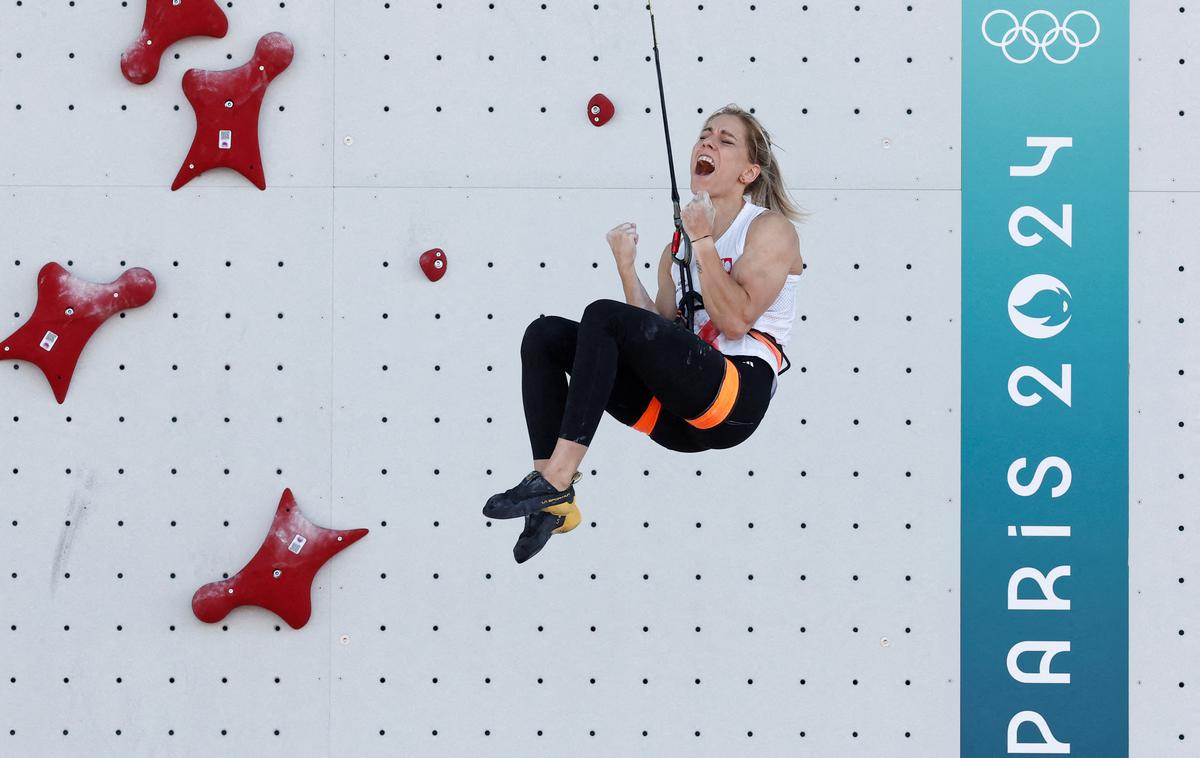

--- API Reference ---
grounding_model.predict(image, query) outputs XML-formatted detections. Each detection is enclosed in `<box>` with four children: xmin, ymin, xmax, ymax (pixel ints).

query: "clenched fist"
<box><xmin>681</xmin><ymin>191</ymin><xmax>716</xmax><ymax>242</ymax></box>
<box><xmin>607</xmin><ymin>222</ymin><xmax>639</xmax><ymax>270</ymax></box>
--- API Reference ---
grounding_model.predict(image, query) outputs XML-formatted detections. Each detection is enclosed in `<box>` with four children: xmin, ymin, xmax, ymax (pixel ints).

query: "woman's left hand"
<box><xmin>681</xmin><ymin>191</ymin><xmax>716</xmax><ymax>242</ymax></box>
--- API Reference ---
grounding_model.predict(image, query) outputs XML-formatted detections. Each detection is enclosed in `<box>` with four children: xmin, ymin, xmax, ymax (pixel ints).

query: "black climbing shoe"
<box><xmin>513</xmin><ymin>499</ymin><xmax>582</xmax><ymax>563</ymax></box>
<box><xmin>483</xmin><ymin>470</ymin><xmax>581</xmax><ymax>520</ymax></box>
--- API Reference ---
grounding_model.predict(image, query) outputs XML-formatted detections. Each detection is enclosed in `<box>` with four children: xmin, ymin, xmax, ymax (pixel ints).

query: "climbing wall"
<box><xmin>1128</xmin><ymin>4</ymin><xmax>1200</xmax><ymax>752</ymax></box>
<box><xmin>0</xmin><ymin>1</ymin><xmax>1178</xmax><ymax>756</ymax></box>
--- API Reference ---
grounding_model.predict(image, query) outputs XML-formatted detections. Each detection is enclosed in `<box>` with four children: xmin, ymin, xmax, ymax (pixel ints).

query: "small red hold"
<box><xmin>587</xmin><ymin>93</ymin><xmax>614</xmax><ymax>127</ymax></box>
<box><xmin>419</xmin><ymin>248</ymin><xmax>447</xmax><ymax>282</ymax></box>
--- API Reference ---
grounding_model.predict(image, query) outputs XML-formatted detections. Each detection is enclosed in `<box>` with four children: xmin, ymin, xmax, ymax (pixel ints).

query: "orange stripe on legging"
<box><xmin>687</xmin><ymin>357</ymin><xmax>740</xmax><ymax>430</ymax></box>
<box><xmin>633</xmin><ymin>396</ymin><xmax>662</xmax><ymax>434</ymax></box>
<box><xmin>748</xmin><ymin>329</ymin><xmax>783</xmax><ymax>371</ymax></box>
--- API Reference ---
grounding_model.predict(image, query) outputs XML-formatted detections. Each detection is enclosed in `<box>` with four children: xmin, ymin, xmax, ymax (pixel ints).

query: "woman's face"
<box><xmin>690</xmin><ymin>114</ymin><xmax>759</xmax><ymax>197</ymax></box>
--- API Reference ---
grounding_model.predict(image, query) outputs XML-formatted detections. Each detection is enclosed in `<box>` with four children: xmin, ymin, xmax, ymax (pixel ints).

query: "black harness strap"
<box><xmin>749</xmin><ymin>327</ymin><xmax>792</xmax><ymax>375</ymax></box>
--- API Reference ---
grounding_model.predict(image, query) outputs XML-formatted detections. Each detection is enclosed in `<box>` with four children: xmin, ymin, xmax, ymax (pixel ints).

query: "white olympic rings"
<box><xmin>982</xmin><ymin>9</ymin><xmax>1100</xmax><ymax>65</ymax></box>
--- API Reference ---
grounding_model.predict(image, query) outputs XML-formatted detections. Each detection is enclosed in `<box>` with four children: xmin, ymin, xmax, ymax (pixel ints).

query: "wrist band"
<box><xmin>690</xmin><ymin>234</ymin><xmax>711</xmax><ymax>244</ymax></box>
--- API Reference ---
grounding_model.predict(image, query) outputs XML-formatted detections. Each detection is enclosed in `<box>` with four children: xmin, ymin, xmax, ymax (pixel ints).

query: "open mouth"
<box><xmin>695</xmin><ymin>156</ymin><xmax>716</xmax><ymax>176</ymax></box>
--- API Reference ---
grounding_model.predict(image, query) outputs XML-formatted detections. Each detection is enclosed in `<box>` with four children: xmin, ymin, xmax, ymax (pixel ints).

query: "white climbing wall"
<box><xmin>0</xmin><ymin>1</ymin><xmax>1184</xmax><ymax>756</ymax></box>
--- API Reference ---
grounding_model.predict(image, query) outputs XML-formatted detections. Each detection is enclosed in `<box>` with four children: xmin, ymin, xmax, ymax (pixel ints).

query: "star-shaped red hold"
<box><xmin>120</xmin><ymin>0</ymin><xmax>229</xmax><ymax>85</ymax></box>
<box><xmin>172</xmin><ymin>32</ymin><xmax>294</xmax><ymax>191</ymax></box>
<box><xmin>0</xmin><ymin>262</ymin><xmax>156</xmax><ymax>404</ymax></box>
<box><xmin>192</xmin><ymin>489</ymin><xmax>369</xmax><ymax>630</ymax></box>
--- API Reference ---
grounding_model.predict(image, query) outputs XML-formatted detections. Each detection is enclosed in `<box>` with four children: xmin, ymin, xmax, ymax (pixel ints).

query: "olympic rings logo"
<box><xmin>982</xmin><ymin>9</ymin><xmax>1100</xmax><ymax>65</ymax></box>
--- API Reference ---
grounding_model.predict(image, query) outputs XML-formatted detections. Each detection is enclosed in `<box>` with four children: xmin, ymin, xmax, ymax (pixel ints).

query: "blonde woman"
<box><xmin>485</xmin><ymin>105</ymin><xmax>807</xmax><ymax>562</ymax></box>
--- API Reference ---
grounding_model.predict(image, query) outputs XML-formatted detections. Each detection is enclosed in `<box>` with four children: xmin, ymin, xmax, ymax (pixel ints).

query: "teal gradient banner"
<box><xmin>962</xmin><ymin>3</ymin><xmax>1128</xmax><ymax>756</ymax></box>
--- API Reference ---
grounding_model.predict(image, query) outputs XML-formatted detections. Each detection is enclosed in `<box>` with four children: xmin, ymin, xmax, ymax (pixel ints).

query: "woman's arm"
<box><xmin>619</xmin><ymin>242</ymin><xmax>674</xmax><ymax>316</ymax></box>
<box><xmin>693</xmin><ymin>213</ymin><xmax>798</xmax><ymax>339</ymax></box>
<box><xmin>653</xmin><ymin>243</ymin><xmax>679</xmax><ymax>321</ymax></box>
<box><xmin>610</xmin><ymin>222</ymin><xmax>654</xmax><ymax>313</ymax></box>
<box><xmin>619</xmin><ymin>256</ymin><xmax>657</xmax><ymax>311</ymax></box>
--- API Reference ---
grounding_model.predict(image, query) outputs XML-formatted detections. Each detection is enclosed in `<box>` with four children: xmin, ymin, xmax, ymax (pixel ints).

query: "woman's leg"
<box><xmin>550</xmin><ymin>299</ymin><xmax>733</xmax><ymax>475</ymax></box>
<box><xmin>520</xmin><ymin>315</ymin><xmax>580</xmax><ymax>471</ymax></box>
<box><xmin>520</xmin><ymin>300</ymin><xmax>760</xmax><ymax>485</ymax></box>
<box><xmin>518</xmin><ymin>305</ymin><xmax>617</xmax><ymax>490</ymax></box>
<box><xmin>520</xmin><ymin>311</ymin><xmax>672</xmax><ymax>489</ymax></box>
<box><xmin>538</xmin><ymin>440</ymin><xmax>587</xmax><ymax>491</ymax></box>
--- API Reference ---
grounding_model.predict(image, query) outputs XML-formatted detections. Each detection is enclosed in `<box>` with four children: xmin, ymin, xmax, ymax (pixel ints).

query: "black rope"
<box><xmin>648</xmin><ymin>1</ymin><xmax>702</xmax><ymax>333</ymax></box>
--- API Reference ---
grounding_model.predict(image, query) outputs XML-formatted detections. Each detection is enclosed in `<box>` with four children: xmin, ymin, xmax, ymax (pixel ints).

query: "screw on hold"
<box><xmin>65</xmin><ymin>308</ymin><xmax>74</xmax><ymax>316</ymax></box>
<box><xmin>881</xmin><ymin>637</ymin><xmax>890</xmax><ymax>647</ymax></box>
<box><xmin>227</xmin><ymin>588</ymin><xmax>234</xmax><ymax>594</ymax></box>
<box><xmin>419</xmin><ymin>248</ymin><xmax>448</xmax><ymax>282</ymax></box>
<box><xmin>337</xmin><ymin>536</ymin><xmax>344</xmax><ymax>542</ymax></box>
<box><xmin>273</xmin><ymin>569</ymin><xmax>282</xmax><ymax>578</ymax></box>
<box><xmin>224</xmin><ymin>100</ymin><xmax>234</xmax><ymax>108</ymax></box>
<box><xmin>343</xmin><ymin>136</ymin><xmax>354</xmax><ymax>146</ymax></box>
<box><xmin>587</xmin><ymin>94</ymin><xmax>614</xmax><ymax>126</ymax></box>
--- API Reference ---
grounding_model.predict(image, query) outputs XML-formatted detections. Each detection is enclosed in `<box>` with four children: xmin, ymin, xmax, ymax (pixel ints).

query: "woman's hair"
<box><xmin>703</xmin><ymin>104</ymin><xmax>811</xmax><ymax>224</ymax></box>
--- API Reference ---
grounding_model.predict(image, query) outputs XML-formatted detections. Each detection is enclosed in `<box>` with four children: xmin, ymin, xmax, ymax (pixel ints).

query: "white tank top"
<box><xmin>670</xmin><ymin>200</ymin><xmax>801</xmax><ymax>395</ymax></box>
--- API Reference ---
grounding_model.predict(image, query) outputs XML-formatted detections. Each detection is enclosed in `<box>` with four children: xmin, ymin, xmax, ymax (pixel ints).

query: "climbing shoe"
<box><xmin>483</xmin><ymin>470</ymin><xmax>581</xmax><ymax>520</ymax></box>
<box><xmin>513</xmin><ymin>499</ymin><xmax>582</xmax><ymax>564</ymax></box>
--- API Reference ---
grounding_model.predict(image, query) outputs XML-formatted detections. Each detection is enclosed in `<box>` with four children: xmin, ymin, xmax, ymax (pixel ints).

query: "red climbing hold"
<box><xmin>419</xmin><ymin>248</ymin><xmax>447</xmax><ymax>282</ymax></box>
<box><xmin>120</xmin><ymin>0</ymin><xmax>229</xmax><ymax>85</ymax></box>
<box><xmin>0</xmin><ymin>262</ymin><xmax>156</xmax><ymax>404</ymax></box>
<box><xmin>587</xmin><ymin>93</ymin><xmax>614</xmax><ymax>127</ymax></box>
<box><xmin>192</xmin><ymin>489</ymin><xmax>368</xmax><ymax>630</ymax></box>
<box><xmin>172</xmin><ymin>32</ymin><xmax>294</xmax><ymax>191</ymax></box>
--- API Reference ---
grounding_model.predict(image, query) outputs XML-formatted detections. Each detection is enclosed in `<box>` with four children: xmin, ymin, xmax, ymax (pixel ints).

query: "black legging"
<box><xmin>520</xmin><ymin>298</ymin><xmax>776</xmax><ymax>458</ymax></box>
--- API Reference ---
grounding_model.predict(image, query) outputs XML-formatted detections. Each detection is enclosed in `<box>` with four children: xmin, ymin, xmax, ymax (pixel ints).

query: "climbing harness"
<box><xmin>640</xmin><ymin>2</ymin><xmax>791</xmax><ymax>438</ymax></box>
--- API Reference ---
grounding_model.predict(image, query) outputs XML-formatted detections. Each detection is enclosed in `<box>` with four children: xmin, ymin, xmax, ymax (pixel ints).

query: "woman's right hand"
<box><xmin>607</xmin><ymin>222</ymin><xmax>638</xmax><ymax>270</ymax></box>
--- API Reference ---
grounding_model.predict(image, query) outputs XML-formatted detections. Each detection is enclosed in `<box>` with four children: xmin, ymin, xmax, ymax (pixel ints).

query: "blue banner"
<box><xmin>962</xmin><ymin>4</ymin><xmax>1128</xmax><ymax>756</ymax></box>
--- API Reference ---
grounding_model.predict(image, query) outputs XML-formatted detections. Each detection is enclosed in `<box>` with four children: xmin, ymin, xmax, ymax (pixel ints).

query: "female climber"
<box><xmin>483</xmin><ymin>104</ymin><xmax>807</xmax><ymax>563</ymax></box>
